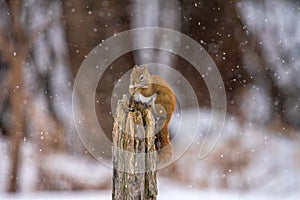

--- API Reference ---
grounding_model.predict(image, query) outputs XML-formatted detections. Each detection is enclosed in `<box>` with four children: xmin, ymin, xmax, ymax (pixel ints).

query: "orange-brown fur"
<box><xmin>129</xmin><ymin>65</ymin><xmax>176</xmax><ymax>163</ymax></box>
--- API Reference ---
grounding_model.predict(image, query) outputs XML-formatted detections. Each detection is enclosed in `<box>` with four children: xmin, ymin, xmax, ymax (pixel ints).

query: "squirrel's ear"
<box><xmin>143</xmin><ymin>65</ymin><xmax>148</xmax><ymax>70</ymax></box>
<box><xmin>133</xmin><ymin>65</ymin><xmax>138</xmax><ymax>69</ymax></box>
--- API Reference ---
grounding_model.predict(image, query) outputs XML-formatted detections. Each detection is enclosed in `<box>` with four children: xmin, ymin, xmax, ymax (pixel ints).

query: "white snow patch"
<box><xmin>39</xmin><ymin>153</ymin><xmax>111</xmax><ymax>187</ymax></box>
<box><xmin>1</xmin><ymin>179</ymin><xmax>300</xmax><ymax>200</ymax></box>
<box><xmin>0</xmin><ymin>138</ymin><xmax>9</xmax><ymax>192</ymax></box>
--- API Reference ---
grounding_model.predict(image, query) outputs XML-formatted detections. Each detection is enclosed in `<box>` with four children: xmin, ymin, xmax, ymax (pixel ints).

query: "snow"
<box><xmin>39</xmin><ymin>153</ymin><xmax>111</xmax><ymax>187</ymax></box>
<box><xmin>238</xmin><ymin>0</ymin><xmax>300</xmax><ymax>125</ymax></box>
<box><xmin>239</xmin><ymin>85</ymin><xmax>271</xmax><ymax>124</ymax></box>
<box><xmin>239</xmin><ymin>0</ymin><xmax>300</xmax><ymax>88</ymax></box>
<box><xmin>1</xmin><ymin>108</ymin><xmax>300</xmax><ymax>198</ymax></box>
<box><xmin>166</xmin><ymin>108</ymin><xmax>300</xmax><ymax>195</ymax></box>
<box><xmin>1</xmin><ymin>191</ymin><xmax>110</xmax><ymax>200</ymax></box>
<box><xmin>157</xmin><ymin>179</ymin><xmax>300</xmax><ymax>200</ymax></box>
<box><xmin>2</xmin><ymin>106</ymin><xmax>300</xmax><ymax>198</ymax></box>
<box><xmin>0</xmin><ymin>138</ymin><xmax>9</xmax><ymax>193</ymax></box>
<box><xmin>1</xmin><ymin>0</ymin><xmax>299</xmax><ymax>199</ymax></box>
<box><xmin>1</xmin><ymin>180</ymin><xmax>299</xmax><ymax>200</ymax></box>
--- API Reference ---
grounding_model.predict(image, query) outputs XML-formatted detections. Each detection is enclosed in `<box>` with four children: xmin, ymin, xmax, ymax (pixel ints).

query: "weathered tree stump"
<box><xmin>112</xmin><ymin>95</ymin><xmax>157</xmax><ymax>200</ymax></box>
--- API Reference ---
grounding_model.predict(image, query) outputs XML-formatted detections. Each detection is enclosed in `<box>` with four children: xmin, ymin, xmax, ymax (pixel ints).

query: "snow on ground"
<box><xmin>39</xmin><ymin>152</ymin><xmax>111</xmax><ymax>187</ymax></box>
<box><xmin>165</xmin><ymin>108</ymin><xmax>300</xmax><ymax>195</ymax></box>
<box><xmin>1</xmin><ymin>108</ymin><xmax>300</xmax><ymax>198</ymax></box>
<box><xmin>1</xmin><ymin>179</ymin><xmax>299</xmax><ymax>200</ymax></box>
<box><xmin>0</xmin><ymin>138</ymin><xmax>9</xmax><ymax>192</ymax></box>
<box><xmin>158</xmin><ymin>178</ymin><xmax>300</xmax><ymax>200</ymax></box>
<box><xmin>1</xmin><ymin>191</ymin><xmax>110</xmax><ymax>200</ymax></box>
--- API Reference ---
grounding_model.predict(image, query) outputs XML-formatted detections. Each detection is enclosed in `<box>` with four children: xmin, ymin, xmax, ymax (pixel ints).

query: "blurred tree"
<box><xmin>0</xmin><ymin>0</ymin><xmax>29</xmax><ymax>192</ymax></box>
<box><xmin>238</xmin><ymin>0</ymin><xmax>300</xmax><ymax>129</ymax></box>
<box><xmin>0</xmin><ymin>0</ymin><xmax>298</xmax><ymax>194</ymax></box>
<box><xmin>0</xmin><ymin>0</ymin><xmax>72</xmax><ymax>192</ymax></box>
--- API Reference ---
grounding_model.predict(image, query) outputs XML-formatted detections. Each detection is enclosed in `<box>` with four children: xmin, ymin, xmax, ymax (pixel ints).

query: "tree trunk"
<box><xmin>7</xmin><ymin>59</ymin><xmax>25</xmax><ymax>192</ymax></box>
<box><xmin>112</xmin><ymin>96</ymin><xmax>157</xmax><ymax>200</ymax></box>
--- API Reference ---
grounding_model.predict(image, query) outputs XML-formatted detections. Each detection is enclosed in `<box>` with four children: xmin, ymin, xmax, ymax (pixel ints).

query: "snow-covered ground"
<box><xmin>1</xmin><ymin>109</ymin><xmax>300</xmax><ymax>199</ymax></box>
<box><xmin>1</xmin><ymin>179</ymin><xmax>299</xmax><ymax>200</ymax></box>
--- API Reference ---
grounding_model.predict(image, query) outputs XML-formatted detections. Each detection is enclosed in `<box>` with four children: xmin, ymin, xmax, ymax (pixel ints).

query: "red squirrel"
<box><xmin>129</xmin><ymin>65</ymin><xmax>176</xmax><ymax>163</ymax></box>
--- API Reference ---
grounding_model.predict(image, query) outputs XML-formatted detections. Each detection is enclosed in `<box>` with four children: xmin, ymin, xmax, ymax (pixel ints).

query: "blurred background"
<box><xmin>0</xmin><ymin>0</ymin><xmax>299</xmax><ymax>199</ymax></box>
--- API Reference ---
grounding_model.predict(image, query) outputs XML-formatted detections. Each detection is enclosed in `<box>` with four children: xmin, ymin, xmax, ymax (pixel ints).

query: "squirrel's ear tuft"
<box><xmin>133</xmin><ymin>65</ymin><xmax>138</xmax><ymax>69</ymax></box>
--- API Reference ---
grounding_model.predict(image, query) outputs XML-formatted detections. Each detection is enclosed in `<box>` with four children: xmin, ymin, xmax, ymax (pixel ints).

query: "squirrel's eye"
<box><xmin>140</xmin><ymin>75</ymin><xmax>144</xmax><ymax>81</ymax></box>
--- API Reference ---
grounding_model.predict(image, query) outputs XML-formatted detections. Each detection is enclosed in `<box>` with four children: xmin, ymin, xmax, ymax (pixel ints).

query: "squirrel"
<box><xmin>129</xmin><ymin>65</ymin><xmax>176</xmax><ymax>164</ymax></box>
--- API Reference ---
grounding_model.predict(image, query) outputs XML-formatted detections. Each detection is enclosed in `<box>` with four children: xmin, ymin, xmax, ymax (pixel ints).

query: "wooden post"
<box><xmin>112</xmin><ymin>95</ymin><xmax>157</xmax><ymax>200</ymax></box>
